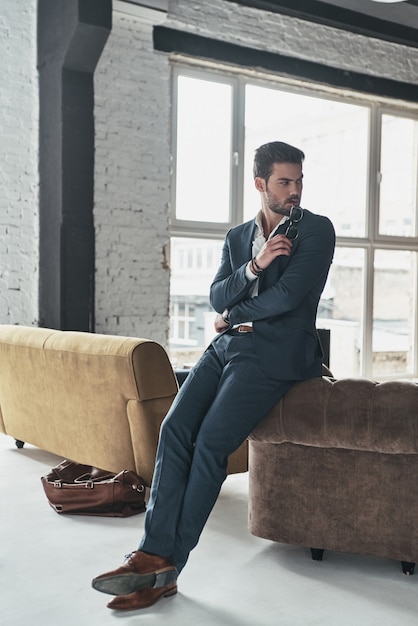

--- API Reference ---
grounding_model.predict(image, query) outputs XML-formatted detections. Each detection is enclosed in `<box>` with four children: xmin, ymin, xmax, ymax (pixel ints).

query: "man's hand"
<box><xmin>254</xmin><ymin>234</ymin><xmax>292</xmax><ymax>271</ymax></box>
<box><xmin>214</xmin><ymin>313</ymin><xmax>230</xmax><ymax>333</ymax></box>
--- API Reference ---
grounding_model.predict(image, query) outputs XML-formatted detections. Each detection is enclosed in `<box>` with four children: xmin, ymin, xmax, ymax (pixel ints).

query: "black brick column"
<box><xmin>37</xmin><ymin>0</ymin><xmax>111</xmax><ymax>330</ymax></box>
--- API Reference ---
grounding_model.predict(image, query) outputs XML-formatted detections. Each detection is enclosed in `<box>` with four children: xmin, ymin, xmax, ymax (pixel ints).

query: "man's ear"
<box><xmin>254</xmin><ymin>177</ymin><xmax>266</xmax><ymax>192</ymax></box>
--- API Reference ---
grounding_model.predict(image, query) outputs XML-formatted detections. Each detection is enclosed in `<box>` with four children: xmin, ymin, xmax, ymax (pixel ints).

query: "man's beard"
<box><xmin>266</xmin><ymin>191</ymin><xmax>298</xmax><ymax>217</ymax></box>
<box><xmin>268</xmin><ymin>202</ymin><xmax>289</xmax><ymax>216</ymax></box>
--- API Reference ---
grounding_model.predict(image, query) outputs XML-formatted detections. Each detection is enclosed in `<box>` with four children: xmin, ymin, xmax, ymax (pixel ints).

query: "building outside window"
<box><xmin>169</xmin><ymin>66</ymin><xmax>418</xmax><ymax>380</ymax></box>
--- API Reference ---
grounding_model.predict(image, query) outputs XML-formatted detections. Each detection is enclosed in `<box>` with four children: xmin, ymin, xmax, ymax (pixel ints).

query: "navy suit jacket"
<box><xmin>209</xmin><ymin>209</ymin><xmax>335</xmax><ymax>381</ymax></box>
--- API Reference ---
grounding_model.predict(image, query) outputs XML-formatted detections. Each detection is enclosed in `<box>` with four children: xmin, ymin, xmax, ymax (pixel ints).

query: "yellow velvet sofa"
<box><xmin>0</xmin><ymin>325</ymin><xmax>247</xmax><ymax>485</ymax></box>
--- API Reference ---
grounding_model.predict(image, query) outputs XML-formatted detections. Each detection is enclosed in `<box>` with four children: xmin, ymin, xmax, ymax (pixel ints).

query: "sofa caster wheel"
<box><xmin>15</xmin><ymin>439</ymin><xmax>25</xmax><ymax>449</ymax></box>
<box><xmin>310</xmin><ymin>548</ymin><xmax>324</xmax><ymax>561</ymax></box>
<box><xmin>401</xmin><ymin>561</ymin><xmax>415</xmax><ymax>575</ymax></box>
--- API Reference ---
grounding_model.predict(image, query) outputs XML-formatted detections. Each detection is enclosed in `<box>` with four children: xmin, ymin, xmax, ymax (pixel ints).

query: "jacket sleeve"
<box><xmin>226</xmin><ymin>217</ymin><xmax>335</xmax><ymax>326</ymax></box>
<box><xmin>209</xmin><ymin>231</ymin><xmax>255</xmax><ymax>313</ymax></box>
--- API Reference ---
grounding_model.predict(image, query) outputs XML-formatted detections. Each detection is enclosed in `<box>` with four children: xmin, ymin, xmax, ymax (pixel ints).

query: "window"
<box><xmin>169</xmin><ymin>65</ymin><xmax>418</xmax><ymax>380</ymax></box>
<box><xmin>379</xmin><ymin>115</ymin><xmax>418</xmax><ymax>237</ymax></box>
<box><xmin>173</xmin><ymin>75</ymin><xmax>234</xmax><ymax>229</ymax></box>
<box><xmin>169</xmin><ymin>237</ymin><xmax>223</xmax><ymax>365</ymax></box>
<box><xmin>372</xmin><ymin>250</ymin><xmax>416</xmax><ymax>377</ymax></box>
<box><xmin>243</xmin><ymin>85</ymin><xmax>369</xmax><ymax>237</ymax></box>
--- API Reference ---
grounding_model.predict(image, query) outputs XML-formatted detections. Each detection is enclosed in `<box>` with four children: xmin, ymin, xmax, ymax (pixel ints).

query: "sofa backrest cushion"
<box><xmin>250</xmin><ymin>376</ymin><xmax>418</xmax><ymax>454</ymax></box>
<box><xmin>0</xmin><ymin>325</ymin><xmax>178</xmax><ymax>482</ymax></box>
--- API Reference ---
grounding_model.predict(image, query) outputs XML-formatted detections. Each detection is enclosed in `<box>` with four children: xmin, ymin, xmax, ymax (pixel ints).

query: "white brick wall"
<box><xmin>0</xmin><ymin>0</ymin><xmax>39</xmax><ymax>325</ymax></box>
<box><xmin>167</xmin><ymin>0</ymin><xmax>418</xmax><ymax>85</ymax></box>
<box><xmin>94</xmin><ymin>9</ymin><xmax>171</xmax><ymax>345</ymax></box>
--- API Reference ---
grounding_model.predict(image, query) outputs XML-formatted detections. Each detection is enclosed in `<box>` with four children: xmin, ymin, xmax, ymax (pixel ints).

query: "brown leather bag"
<box><xmin>41</xmin><ymin>460</ymin><xmax>146</xmax><ymax>517</ymax></box>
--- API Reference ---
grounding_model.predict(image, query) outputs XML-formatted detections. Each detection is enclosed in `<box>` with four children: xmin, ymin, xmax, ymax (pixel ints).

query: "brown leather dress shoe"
<box><xmin>91</xmin><ymin>550</ymin><xmax>177</xmax><ymax>596</ymax></box>
<box><xmin>107</xmin><ymin>582</ymin><xmax>177</xmax><ymax>611</ymax></box>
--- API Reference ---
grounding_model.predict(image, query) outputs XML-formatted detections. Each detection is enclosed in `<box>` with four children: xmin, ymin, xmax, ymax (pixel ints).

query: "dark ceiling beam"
<box><xmin>153</xmin><ymin>25</ymin><xmax>418</xmax><ymax>103</ymax></box>
<box><xmin>223</xmin><ymin>0</ymin><xmax>418</xmax><ymax>49</ymax></box>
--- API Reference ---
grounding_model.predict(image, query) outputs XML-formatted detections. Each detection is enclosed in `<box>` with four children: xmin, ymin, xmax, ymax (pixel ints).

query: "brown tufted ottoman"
<box><xmin>248</xmin><ymin>376</ymin><xmax>418</xmax><ymax>574</ymax></box>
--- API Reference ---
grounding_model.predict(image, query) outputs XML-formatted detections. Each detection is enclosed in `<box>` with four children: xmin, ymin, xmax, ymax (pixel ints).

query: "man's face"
<box><xmin>257</xmin><ymin>162</ymin><xmax>303</xmax><ymax>217</ymax></box>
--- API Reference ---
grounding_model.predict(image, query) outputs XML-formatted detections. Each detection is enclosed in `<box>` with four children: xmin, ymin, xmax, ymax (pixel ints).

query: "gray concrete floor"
<box><xmin>2</xmin><ymin>434</ymin><xmax>417</xmax><ymax>625</ymax></box>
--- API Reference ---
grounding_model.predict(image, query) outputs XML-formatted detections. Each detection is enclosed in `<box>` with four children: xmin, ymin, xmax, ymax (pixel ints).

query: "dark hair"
<box><xmin>253</xmin><ymin>141</ymin><xmax>305</xmax><ymax>180</ymax></box>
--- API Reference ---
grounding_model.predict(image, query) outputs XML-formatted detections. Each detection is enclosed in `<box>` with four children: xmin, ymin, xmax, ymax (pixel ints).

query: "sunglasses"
<box><xmin>285</xmin><ymin>206</ymin><xmax>304</xmax><ymax>240</ymax></box>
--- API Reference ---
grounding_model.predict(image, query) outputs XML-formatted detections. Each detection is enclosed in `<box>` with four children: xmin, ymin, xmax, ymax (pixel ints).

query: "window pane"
<box><xmin>175</xmin><ymin>76</ymin><xmax>232</xmax><ymax>223</ymax></box>
<box><xmin>244</xmin><ymin>85</ymin><xmax>369</xmax><ymax>237</ymax></box>
<box><xmin>373</xmin><ymin>250</ymin><xmax>415</xmax><ymax>377</ymax></box>
<box><xmin>169</xmin><ymin>237</ymin><xmax>223</xmax><ymax>366</ymax></box>
<box><xmin>379</xmin><ymin>115</ymin><xmax>418</xmax><ymax>237</ymax></box>
<box><xmin>317</xmin><ymin>247</ymin><xmax>365</xmax><ymax>378</ymax></box>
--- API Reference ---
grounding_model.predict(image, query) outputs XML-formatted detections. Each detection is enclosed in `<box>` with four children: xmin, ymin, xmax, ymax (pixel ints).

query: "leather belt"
<box><xmin>228</xmin><ymin>325</ymin><xmax>253</xmax><ymax>335</ymax></box>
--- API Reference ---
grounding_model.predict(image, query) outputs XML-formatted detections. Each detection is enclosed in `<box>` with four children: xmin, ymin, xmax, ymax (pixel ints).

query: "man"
<box><xmin>92</xmin><ymin>141</ymin><xmax>335</xmax><ymax>611</ymax></box>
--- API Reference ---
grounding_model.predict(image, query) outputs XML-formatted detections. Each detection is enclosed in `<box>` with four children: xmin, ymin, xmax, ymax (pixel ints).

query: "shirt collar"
<box><xmin>254</xmin><ymin>210</ymin><xmax>289</xmax><ymax>240</ymax></box>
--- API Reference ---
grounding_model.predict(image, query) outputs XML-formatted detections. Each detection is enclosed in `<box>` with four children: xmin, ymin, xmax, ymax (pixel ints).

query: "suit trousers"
<box><xmin>139</xmin><ymin>331</ymin><xmax>294</xmax><ymax>573</ymax></box>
